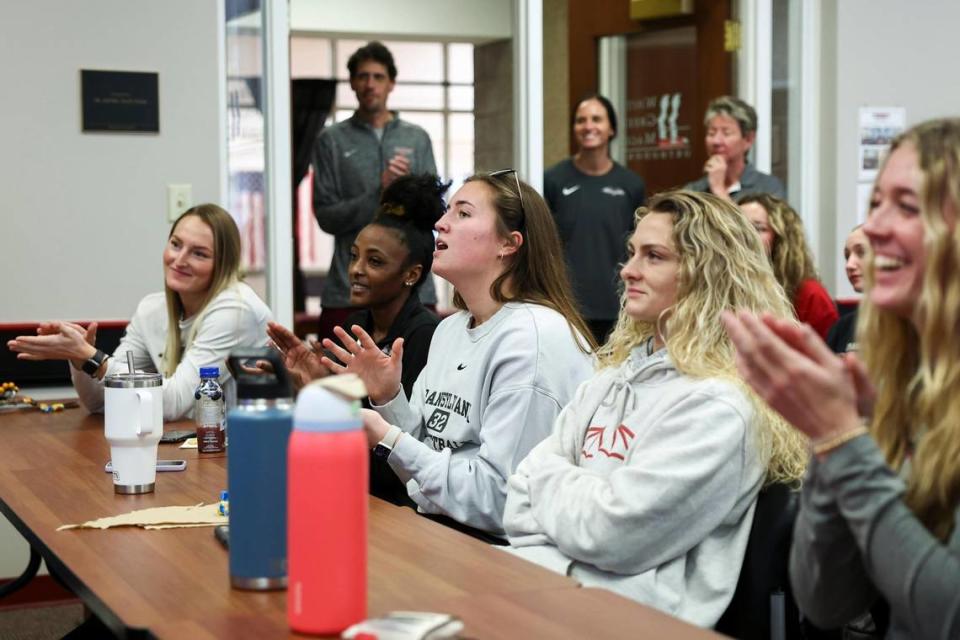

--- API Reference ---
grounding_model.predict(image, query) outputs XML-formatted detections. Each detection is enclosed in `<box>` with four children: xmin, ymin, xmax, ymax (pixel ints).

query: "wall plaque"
<box><xmin>81</xmin><ymin>69</ymin><xmax>159</xmax><ymax>133</ymax></box>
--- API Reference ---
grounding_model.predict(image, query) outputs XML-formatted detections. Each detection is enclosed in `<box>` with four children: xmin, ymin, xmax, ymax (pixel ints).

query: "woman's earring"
<box><xmin>404</xmin><ymin>281</ymin><xmax>414</xmax><ymax>287</ymax></box>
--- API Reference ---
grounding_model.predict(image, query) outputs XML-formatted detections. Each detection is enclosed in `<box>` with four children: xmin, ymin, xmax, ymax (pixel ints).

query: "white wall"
<box><xmin>0</xmin><ymin>0</ymin><xmax>223</xmax><ymax>578</ymax></box>
<box><xmin>0</xmin><ymin>0</ymin><xmax>223</xmax><ymax>323</ymax></box>
<box><xmin>290</xmin><ymin>0</ymin><xmax>512</xmax><ymax>40</ymax></box>
<box><xmin>821</xmin><ymin>0</ymin><xmax>960</xmax><ymax>296</ymax></box>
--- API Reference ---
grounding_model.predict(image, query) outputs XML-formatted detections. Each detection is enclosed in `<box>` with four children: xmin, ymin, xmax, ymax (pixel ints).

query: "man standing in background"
<box><xmin>312</xmin><ymin>41</ymin><xmax>437</xmax><ymax>341</ymax></box>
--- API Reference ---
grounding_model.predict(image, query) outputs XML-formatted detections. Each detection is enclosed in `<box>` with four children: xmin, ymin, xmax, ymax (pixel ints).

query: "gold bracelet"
<box><xmin>812</xmin><ymin>425</ymin><xmax>869</xmax><ymax>457</ymax></box>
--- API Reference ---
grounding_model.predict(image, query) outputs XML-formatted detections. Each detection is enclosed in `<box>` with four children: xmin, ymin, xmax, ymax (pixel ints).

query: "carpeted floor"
<box><xmin>0</xmin><ymin>603</ymin><xmax>85</xmax><ymax>640</ymax></box>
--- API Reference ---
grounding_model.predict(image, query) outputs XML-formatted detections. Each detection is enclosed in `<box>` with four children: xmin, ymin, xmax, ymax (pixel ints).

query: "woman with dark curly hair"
<box><xmin>321</xmin><ymin>171</ymin><xmax>595</xmax><ymax>535</ymax></box>
<box><xmin>737</xmin><ymin>192</ymin><xmax>838</xmax><ymax>338</ymax></box>
<box><xmin>269</xmin><ymin>174</ymin><xmax>445</xmax><ymax>395</ymax></box>
<box><xmin>267</xmin><ymin>174</ymin><xmax>446</xmax><ymax>504</ymax></box>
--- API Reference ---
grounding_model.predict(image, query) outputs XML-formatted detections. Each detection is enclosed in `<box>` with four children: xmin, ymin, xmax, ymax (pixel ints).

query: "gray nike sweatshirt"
<box><xmin>372</xmin><ymin>302</ymin><xmax>594</xmax><ymax>534</ymax></box>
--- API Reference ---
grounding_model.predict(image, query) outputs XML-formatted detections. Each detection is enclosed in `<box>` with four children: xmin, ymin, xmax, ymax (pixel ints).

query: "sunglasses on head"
<box><xmin>488</xmin><ymin>168</ymin><xmax>526</xmax><ymax>228</ymax></box>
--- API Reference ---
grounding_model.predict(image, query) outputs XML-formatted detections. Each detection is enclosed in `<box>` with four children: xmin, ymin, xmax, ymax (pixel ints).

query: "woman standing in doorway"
<box><xmin>544</xmin><ymin>94</ymin><xmax>646</xmax><ymax>344</ymax></box>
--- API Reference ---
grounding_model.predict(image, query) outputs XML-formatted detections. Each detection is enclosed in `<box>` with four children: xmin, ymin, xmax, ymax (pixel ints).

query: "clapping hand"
<box><xmin>8</xmin><ymin>321</ymin><xmax>97</xmax><ymax>369</ymax></box>
<box><xmin>359</xmin><ymin>408</ymin><xmax>392</xmax><ymax>448</ymax></box>
<box><xmin>720</xmin><ymin>310</ymin><xmax>870</xmax><ymax>440</ymax></box>
<box><xmin>265</xmin><ymin>322</ymin><xmax>332</xmax><ymax>390</ymax></box>
<box><xmin>321</xmin><ymin>325</ymin><xmax>403</xmax><ymax>405</ymax></box>
<box><xmin>380</xmin><ymin>153</ymin><xmax>411</xmax><ymax>189</ymax></box>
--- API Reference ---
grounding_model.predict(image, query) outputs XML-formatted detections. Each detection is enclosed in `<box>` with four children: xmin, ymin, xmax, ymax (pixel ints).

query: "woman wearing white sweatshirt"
<box><xmin>8</xmin><ymin>205</ymin><xmax>272</xmax><ymax>420</ymax></box>
<box><xmin>321</xmin><ymin>172</ymin><xmax>595</xmax><ymax>536</ymax></box>
<box><xmin>503</xmin><ymin>191</ymin><xmax>808</xmax><ymax>627</ymax></box>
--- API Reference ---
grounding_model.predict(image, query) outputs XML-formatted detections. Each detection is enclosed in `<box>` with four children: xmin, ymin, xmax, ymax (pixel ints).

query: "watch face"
<box><xmin>372</xmin><ymin>443</ymin><xmax>392</xmax><ymax>460</ymax></box>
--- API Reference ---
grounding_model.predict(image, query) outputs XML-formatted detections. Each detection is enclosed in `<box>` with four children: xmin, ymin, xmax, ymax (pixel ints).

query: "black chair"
<box><xmin>715</xmin><ymin>482</ymin><xmax>802</xmax><ymax>640</ymax></box>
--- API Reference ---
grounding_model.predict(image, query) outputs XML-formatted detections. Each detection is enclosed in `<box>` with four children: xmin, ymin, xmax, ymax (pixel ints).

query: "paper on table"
<box><xmin>313</xmin><ymin>373</ymin><xmax>366</xmax><ymax>400</ymax></box>
<box><xmin>58</xmin><ymin>503</ymin><xmax>226</xmax><ymax>531</ymax></box>
<box><xmin>180</xmin><ymin>437</ymin><xmax>198</xmax><ymax>449</ymax></box>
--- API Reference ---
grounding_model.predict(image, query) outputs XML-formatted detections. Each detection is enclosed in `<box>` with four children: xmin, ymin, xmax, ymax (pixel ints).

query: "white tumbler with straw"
<box><xmin>103</xmin><ymin>352</ymin><xmax>163</xmax><ymax>494</ymax></box>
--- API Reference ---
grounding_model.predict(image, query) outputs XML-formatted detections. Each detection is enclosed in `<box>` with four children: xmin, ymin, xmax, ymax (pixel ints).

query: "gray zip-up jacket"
<box><xmin>311</xmin><ymin>112</ymin><xmax>437</xmax><ymax>307</ymax></box>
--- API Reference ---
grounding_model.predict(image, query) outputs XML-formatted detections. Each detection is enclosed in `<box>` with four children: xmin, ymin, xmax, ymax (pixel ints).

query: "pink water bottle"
<box><xmin>287</xmin><ymin>383</ymin><xmax>368</xmax><ymax>635</ymax></box>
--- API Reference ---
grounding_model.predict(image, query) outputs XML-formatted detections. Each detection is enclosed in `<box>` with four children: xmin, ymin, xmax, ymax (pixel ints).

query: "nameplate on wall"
<box><xmin>81</xmin><ymin>70</ymin><xmax>159</xmax><ymax>133</ymax></box>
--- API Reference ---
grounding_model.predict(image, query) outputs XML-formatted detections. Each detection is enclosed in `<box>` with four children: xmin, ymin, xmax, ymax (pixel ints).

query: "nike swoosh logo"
<box><xmin>457</xmin><ymin>363</ymin><xmax>467</xmax><ymax>370</ymax></box>
<box><xmin>561</xmin><ymin>185</ymin><xmax>581</xmax><ymax>196</ymax></box>
<box><xmin>343</xmin><ymin>149</ymin><xmax>357</xmax><ymax>158</ymax></box>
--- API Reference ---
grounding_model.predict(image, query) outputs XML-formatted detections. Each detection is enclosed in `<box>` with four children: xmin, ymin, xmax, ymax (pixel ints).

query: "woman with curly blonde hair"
<box><xmin>723</xmin><ymin>118</ymin><xmax>960</xmax><ymax>638</ymax></box>
<box><xmin>503</xmin><ymin>191</ymin><xmax>807</xmax><ymax>627</ymax></box>
<box><xmin>737</xmin><ymin>192</ymin><xmax>838</xmax><ymax>339</ymax></box>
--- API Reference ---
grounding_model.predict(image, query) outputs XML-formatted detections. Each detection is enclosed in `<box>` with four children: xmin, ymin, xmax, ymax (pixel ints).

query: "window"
<box><xmin>292</xmin><ymin>37</ymin><xmax>475</xmax><ymax>311</ymax></box>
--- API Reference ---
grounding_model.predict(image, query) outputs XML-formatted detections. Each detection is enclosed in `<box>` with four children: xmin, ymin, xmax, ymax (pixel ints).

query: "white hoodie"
<box><xmin>504</xmin><ymin>342</ymin><xmax>766</xmax><ymax>627</ymax></box>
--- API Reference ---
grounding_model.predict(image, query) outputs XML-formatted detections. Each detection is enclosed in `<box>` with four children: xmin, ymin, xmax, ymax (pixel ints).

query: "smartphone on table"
<box><xmin>160</xmin><ymin>429</ymin><xmax>195</xmax><ymax>444</ymax></box>
<box><xmin>104</xmin><ymin>460</ymin><xmax>187</xmax><ymax>473</ymax></box>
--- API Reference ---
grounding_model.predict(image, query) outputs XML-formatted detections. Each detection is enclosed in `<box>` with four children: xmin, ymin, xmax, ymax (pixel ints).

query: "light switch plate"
<box><xmin>167</xmin><ymin>184</ymin><xmax>192</xmax><ymax>222</ymax></box>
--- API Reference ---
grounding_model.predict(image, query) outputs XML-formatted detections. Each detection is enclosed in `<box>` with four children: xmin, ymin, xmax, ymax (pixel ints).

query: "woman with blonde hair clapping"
<box><xmin>724</xmin><ymin>118</ymin><xmax>960</xmax><ymax>638</ymax></box>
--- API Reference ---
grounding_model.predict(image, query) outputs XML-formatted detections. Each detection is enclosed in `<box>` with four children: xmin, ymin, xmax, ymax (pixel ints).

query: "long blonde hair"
<box><xmin>452</xmin><ymin>173</ymin><xmax>596</xmax><ymax>353</ymax></box>
<box><xmin>597</xmin><ymin>191</ymin><xmax>807</xmax><ymax>485</ymax></box>
<box><xmin>162</xmin><ymin>204</ymin><xmax>242</xmax><ymax>377</ymax></box>
<box><xmin>859</xmin><ymin>118</ymin><xmax>960</xmax><ymax>540</ymax></box>
<box><xmin>737</xmin><ymin>193</ymin><xmax>820</xmax><ymax>302</ymax></box>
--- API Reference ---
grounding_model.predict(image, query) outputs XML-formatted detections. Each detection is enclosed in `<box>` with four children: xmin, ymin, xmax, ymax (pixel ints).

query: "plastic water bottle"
<box><xmin>195</xmin><ymin>366</ymin><xmax>225</xmax><ymax>453</ymax></box>
<box><xmin>226</xmin><ymin>350</ymin><xmax>293</xmax><ymax>590</ymax></box>
<box><xmin>288</xmin><ymin>382</ymin><xmax>368</xmax><ymax>635</ymax></box>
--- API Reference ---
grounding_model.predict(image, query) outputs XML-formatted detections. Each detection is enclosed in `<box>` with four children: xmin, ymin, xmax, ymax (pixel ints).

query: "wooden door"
<box><xmin>568</xmin><ymin>0</ymin><xmax>732</xmax><ymax>195</ymax></box>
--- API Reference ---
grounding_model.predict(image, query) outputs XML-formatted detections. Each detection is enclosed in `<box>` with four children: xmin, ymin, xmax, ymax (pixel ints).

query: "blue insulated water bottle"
<box><xmin>226</xmin><ymin>349</ymin><xmax>294</xmax><ymax>590</ymax></box>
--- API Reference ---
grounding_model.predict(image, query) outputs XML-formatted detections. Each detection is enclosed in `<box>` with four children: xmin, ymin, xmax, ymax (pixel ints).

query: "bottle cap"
<box><xmin>226</xmin><ymin>349</ymin><xmax>293</xmax><ymax>400</ymax></box>
<box><xmin>199</xmin><ymin>366</ymin><xmax>220</xmax><ymax>378</ymax></box>
<box><xmin>294</xmin><ymin>383</ymin><xmax>362</xmax><ymax>433</ymax></box>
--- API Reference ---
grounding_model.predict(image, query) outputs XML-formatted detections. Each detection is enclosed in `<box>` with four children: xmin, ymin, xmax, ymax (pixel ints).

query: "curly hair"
<box><xmin>859</xmin><ymin>118</ymin><xmax>960</xmax><ymax>540</ymax></box>
<box><xmin>371</xmin><ymin>173</ymin><xmax>449</xmax><ymax>290</ymax></box>
<box><xmin>452</xmin><ymin>173</ymin><xmax>596</xmax><ymax>354</ymax></box>
<box><xmin>347</xmin><ymin>41</ymin><xmax>396</xmax><ymax>80</ymax></box>
<box><xmin>737</xmin><ymin>192</ymin><xmax>820</xmax><ymax>302</ymax></box>
<box><xmin>597</xmin><ymin>191</ymin><xmax>807</xmax><ymax>485</ymax></box>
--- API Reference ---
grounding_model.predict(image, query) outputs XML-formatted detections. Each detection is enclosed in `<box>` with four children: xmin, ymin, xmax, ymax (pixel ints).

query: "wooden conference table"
<box><xmin>0</xmin><ymin>408</ymin><xmax>722</xmax><ymax>639</ymax></box>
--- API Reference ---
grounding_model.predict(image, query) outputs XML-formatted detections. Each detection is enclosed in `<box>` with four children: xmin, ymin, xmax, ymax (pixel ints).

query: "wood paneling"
<box><xmin>567</xmin><ymin>0</ymin><xmax>732</xmax><ymax>192</ymax></box>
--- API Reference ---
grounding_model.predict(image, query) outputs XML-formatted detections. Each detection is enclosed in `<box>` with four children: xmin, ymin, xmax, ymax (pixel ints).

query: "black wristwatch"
<box><xmin>373</xmin><ymin>425</ymin><xmax>402</xmax><ymax>460</ymax></box>
<box><xmin>81</xmin><ymin>349</ymin><xmax>109</xmax><ymax>378</ymax></box>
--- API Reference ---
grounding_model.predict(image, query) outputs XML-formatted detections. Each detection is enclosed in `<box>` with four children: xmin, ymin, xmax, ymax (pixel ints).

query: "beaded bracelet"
<box><xmin>811</xmin><ymin>425</ymin><xmax>869</xmax><ymax>457</ymax></box>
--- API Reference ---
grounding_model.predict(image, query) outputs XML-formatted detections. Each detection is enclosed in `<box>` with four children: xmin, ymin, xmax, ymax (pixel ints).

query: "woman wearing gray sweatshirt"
<box><xmin>322</xmin><ymin>172</ymin><xmax>595</xmax><ymax>535</ymax></box>
<box><xmin>504</xmin><ymin>191</ymin><xmax>807</xmax><ymax>627</ymax></box>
